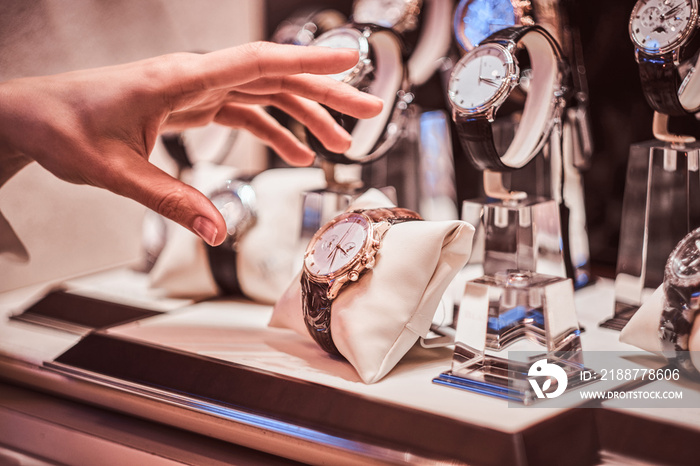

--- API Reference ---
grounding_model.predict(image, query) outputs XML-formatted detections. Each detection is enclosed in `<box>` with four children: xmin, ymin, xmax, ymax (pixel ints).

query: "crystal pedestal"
<box><xmin>433</xmin><ymin>270</ymin><xmax>595</xmax><ymax>404</ymax></box>
<box><xmin>602</xmin><ymin>141</ymin><xmax>700</xmax><ymax>330</ymax></box>
<box><xmin>299</xmin><ymin>186</ymin><xmax>397</xmax><ymax>242</ymax></box>
<box><xmin>462</xmin><ymin>197</ymin><xmax>567</xmax><ymax>279</ymax></box>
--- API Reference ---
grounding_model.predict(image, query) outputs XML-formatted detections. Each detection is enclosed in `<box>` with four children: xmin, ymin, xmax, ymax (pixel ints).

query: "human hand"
<box><xmin>0</xmin><ymin>41</ymin><xmax>383</xmax><ymax>246</ymax></box>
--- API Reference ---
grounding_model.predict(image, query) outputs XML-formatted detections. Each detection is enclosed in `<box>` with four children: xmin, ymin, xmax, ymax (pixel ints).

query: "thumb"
<box><xmin>114</xmin><ymin>157</ymin><xmax>227</xmax><ymax>246</ymax></box>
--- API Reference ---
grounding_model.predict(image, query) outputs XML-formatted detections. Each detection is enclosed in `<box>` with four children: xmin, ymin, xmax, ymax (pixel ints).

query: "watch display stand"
<box><xmin>299</xmin><ymin>161</ymin><xmax>397</xmax><ymax>241</ymax></box>
<box><xmin>602</xmin><ymin>138</ymin><xmax>700</xmax><ymax>331</ymax></box>
<box><xmin>433</xmin><ymin>270</ymin><xmax>595</xmax><ymax>404</ymax></box>
<box><xmin>481</xmin><ymin>115</ymin><xmax>591</xmax><ymax>289</ymax></box>
<box><xmin>361</xmin><ymin>108</ymin><xmax>459</xmax><ymax>221</ymax></box>
<box><xmin>462</xmin><ymin>192</ymin><xmax>567</xmax><ymax>280</ymax></box>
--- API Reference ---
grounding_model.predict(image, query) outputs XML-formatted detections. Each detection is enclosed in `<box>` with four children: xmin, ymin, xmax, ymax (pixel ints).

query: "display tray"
<box><xmin>10</xmin><ymin>289</ymin><xmax>163</xmax><ymax>334</ymax></box>
<box><xmin>46</xmin><ymin>331</ymin><xmax>598</xmax><ymax>466</ymax></box>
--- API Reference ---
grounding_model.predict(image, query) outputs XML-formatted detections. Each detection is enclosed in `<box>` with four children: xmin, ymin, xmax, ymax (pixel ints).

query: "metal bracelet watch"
<box><xmin>205</xmin><ymin>179</ymin><xmax>257</xmax><ymax>296</ymax></box>
<box><xmin>629</xmin><ymin>0</ymin><xmax>700</xmax><ymax>116</ymax></box>
<box><xmin>300</xmin><ymin>207</ymin><xmax>422</xmax><ymax>355</ymax></box>
<box><xmin>447</xmin><ymin>25</ymin><xmax>567</xmax><ymax>171</ymax></box>
<box><xmin>305</xmin><ymin>26</ymin><xmax>412</xmax><ymax>165</ymax></box>
<box><xmin>660</xmin><ymin>227</ymin><xmax>700</xmax><ymax>376</ymax></box>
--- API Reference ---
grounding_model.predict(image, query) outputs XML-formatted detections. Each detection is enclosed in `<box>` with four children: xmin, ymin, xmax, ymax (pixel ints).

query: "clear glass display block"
<box><xmin>462</xmin><ymin>197</ymin><xmax>567</xmax><ymax>279</ymax></box>
<box><xmin>433</xmin><ymin>270</ymin><xmax>595</xmax><ymax>403</ymax></box>
<box><xmin>496</xmin><ymin>115</ymin><xmax>593</xmax><ymax>289</ymax></box>
<box><xmin>603</xmin><ymin>141</ymin><xmax>700</xmax><ymax>330</ymax></box>
<box><xmin>299</xmin><ymin>186</ymin><xmax>397</xmax><ymax>241</ymax></box>
<box><xmin>361</xmin><ymin>108</ymin><xmax>458</xmax><ymax>221</ymax></box>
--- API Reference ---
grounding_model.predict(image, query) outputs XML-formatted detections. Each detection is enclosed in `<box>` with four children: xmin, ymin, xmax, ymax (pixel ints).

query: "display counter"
<box><xmin>1</xmin><ymin>268</ymin><xmax>698</xmax><ymax>465</ymax></box>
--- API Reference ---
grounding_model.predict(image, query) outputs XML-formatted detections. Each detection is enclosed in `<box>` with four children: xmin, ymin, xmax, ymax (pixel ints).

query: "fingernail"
<box><xmin>193</xmin><ymin>216</ymin><xmax>218</xmax><ymax>246</ymax></box>
<box><xmin>334</xmin><ymin>123</ymin><xmax>352</xmax><ymax>143</ymax></box>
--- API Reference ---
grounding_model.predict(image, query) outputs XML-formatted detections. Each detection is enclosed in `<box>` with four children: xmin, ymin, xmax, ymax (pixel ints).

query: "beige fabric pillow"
<box><xmin>269</xmin><ymin>190</ymin><xmax>475</xmax><ymax>383</ymax></box>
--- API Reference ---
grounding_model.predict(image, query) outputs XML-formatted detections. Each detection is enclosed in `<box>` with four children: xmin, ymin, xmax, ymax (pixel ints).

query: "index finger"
<box><xmin>190</xmin><ymin>42</ymin><xmax>360</xmax><ymax>90</ymax></box>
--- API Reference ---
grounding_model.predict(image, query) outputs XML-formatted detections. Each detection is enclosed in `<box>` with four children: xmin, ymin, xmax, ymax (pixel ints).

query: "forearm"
<box><xmin>0</xmin><ymin>80</ymin><xmax>33</xmax><ymax>187</ymax></box>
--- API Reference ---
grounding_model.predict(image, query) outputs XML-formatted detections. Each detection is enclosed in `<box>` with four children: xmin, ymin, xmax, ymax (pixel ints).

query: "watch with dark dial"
<box><xmin>206</xmin><ymin>179</ymin><xmax>257</xmax><ymax>296</ymax></box>
<box><xmin>305</xmin><ymin>26</ymin><xmax>411</xmax><ymax>165</ymax></box>
<box><xmin>660</xmin><ymin>227</ymin><xmax>700</xmax><ymax>375</ymax></box>
<box><xmin>453</xmin><ymin>0</ymin><xmax>534</xmax><ymax>52</ymax></box>
<box><xmin>629</xmin><ymin>0</ymin><xmax>700</xmax><ymax>116</ymax></box>
<box><xmin>447</xmin><ymin>25</ymin><xmax>566</xmax><ymax>171</ymax></box>
<box><xmin>300</xmin><ymin>207</ymin><xmax>422</xmax><ymax>355</ymax></box>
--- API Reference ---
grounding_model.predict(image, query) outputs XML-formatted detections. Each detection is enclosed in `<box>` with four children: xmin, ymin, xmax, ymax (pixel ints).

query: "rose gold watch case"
<box><xmin>303</xmin><ymin>211</ymin><xmax>387</xmax><ymax>300</ymax></box>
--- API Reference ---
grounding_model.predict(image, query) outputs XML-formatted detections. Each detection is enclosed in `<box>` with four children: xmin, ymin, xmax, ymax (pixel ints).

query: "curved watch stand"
<box><xmin>405</xmin><ymin>0</ymin><xmax>452</xmax><ymax>86</ymax></box>
<box><xmin>307</xmin><ymin>28</ymin><xmax>408</xmax><ymax>165</ymax></box>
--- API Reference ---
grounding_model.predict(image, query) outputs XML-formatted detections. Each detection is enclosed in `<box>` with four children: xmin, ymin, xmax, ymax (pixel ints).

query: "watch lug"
<box><xmin>327</xmin><ymin>277</ymin><xmax>347</xmax><ymax>300</ymax></box>
<box><xmin>672</xmin><ymin>49</ymin><xmax>681</xmax><ymax>66</ymax></box>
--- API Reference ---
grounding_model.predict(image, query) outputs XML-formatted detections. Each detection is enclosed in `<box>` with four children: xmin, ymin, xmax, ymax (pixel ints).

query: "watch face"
<box><xmin>454</xmin><ymin>0</ymin><xmax>517</xmax><ymax>51</ymax></box>
<box><xmin>629</xmin><ymin>0</ymin><xmax>696</xmax><ymax>53</ymax></box>
<box><xmin>448</xmin><ymin>43</ymin><xmax>515</xmax><ymax>113</ymax></box>
<box><xmin>209</xmin><ymin>183</ymin><xmax>255</xmax><ymax>237</ymax></box>
<box><xmin>312</xmin><ymin>28</ymin><xmax>369</xmax><ymax>84</ymax></box>
<box><xmin>669</xmin><ymin>231</ymin><xmax>700</xmax><ymax>280</ymax></box>
<box><xmin>304</xmin><ymin>212</ymin><xmax>370</xmax><ymax>277</ymax></box>
<box><xmin>353</xmin><ymin>0</ymin><xmax>417</xmax><ymax>29</ymax></box>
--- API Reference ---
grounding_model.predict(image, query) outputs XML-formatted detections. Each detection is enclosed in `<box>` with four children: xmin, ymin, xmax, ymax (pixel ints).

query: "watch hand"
<box><xmin>662</xmin><ymin>3</ymin><xmax>683</xmax><ymax>20</ymax></box>
<box><xmin>479</xmin><ymin>76</ymin><xmax>503</xmax><ymax>87</ymax></box>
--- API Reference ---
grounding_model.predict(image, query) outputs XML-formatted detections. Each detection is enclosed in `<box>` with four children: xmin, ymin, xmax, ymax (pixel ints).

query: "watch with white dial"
<box><xmin>305</xmin><ymin>26</ymin><xmax>411</xmax><ymax>165</ymax></box>
<box><xmin>300</xmin><ymin>207</ymin><xmax>422</xmax><ymax>355</ymax></box>
<box><xmin>270</xmin><ymin>8</ymin><xmax>347</xmax><ymax>46</ymax></box>
<box><xmin>206</xmin><ymin>179</ymin><xmax>257</xmax><ymax>296</ymax></box>
<box><xmin>629</xmin><ymin>0</ymin><xmax>700</xmax><ymax>116</ymax></box>
<box><xmin>660</xmin><ymin>227</ymin><xmax>700</xmax><ymax>376</ymax></box>
<box><xmin>447</xmin><ymin>25</ymin><xmax>566</xmax><ymax>171</ymax></box>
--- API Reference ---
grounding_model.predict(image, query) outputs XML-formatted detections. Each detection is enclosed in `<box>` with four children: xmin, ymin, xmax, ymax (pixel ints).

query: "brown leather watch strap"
<box><xmin>300</xmin><ymin>278</ymin><xmax>341</xmax><ymax>355</ymax></box>
<box><xmin>361</xmin><ymin>206</ymin><xmax>423</xmax><ymax>223</ymax></box>
<box><xmin>637</xmin><ymin>51</ymin><xmax>687</xmax><ymax>116</ymax></box>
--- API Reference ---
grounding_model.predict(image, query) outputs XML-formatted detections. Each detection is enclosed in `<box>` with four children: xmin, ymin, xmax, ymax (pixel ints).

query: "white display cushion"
<box><xmin>269</xmin><ymin>190</ymin><xmax>475</xmax><ymax>383</ymax></box>
<box><xmin>619</xmin><ymin>285</ymin><xmax>668</xmax><ymax>356</ymax></box>
<box><xmin>149</xmin><ymin>162</ymin><xmax>237</xmax><ymax>299</ymax></box>
<box><xmin>149</xmin><ymin>165</ymin><xmax>326</xmax><ymax>303</ymax></box>
<box><xmin>622</xmin><ymin>285</ymin><xmax>700</xmax><ymax>374</ymax></box>
<box><xmin>620</xmin><ymin>284</ymin><xmax>700</xmax><ymax>372</ymax></box>
<box><xmin>236</xmin><ymin>168</ymin><xmax>326</xmax><ymax>304</ymax></box>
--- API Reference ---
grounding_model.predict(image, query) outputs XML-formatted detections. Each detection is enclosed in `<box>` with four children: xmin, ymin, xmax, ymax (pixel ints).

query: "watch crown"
<box><xmin>348</xmin><ymin>270</ymin><xmax>360</xmax><ymax>281</ymax></box>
